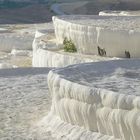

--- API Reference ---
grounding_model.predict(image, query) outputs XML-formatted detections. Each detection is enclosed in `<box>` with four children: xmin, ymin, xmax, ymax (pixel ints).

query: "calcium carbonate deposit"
<box><xmin>46</xmin><ymin>59</ymin><xmax>140</xmax><ymax>140</ymax></box>
<box><xmin>0</xmin><ymin>23</ymin><xmax>54</xmax><ymax>68</ymax></box>
<box><xmin>0</xmin><ymin>32</ymin><xmax>33</xmax><ymax>52</ymax></box>
<box><xmin>1</xmin><ymin>1</ymin><xmax>140</xmax><ymax>139</ymax></box>
<box><xmin>32</xmin><ymin>26</ymin><xmax>118</xmax><ymax>67</ymax></box>
<box><xmin>0</xmin><ymin>68</ymin><xmax>56</xmax><ymax>140</ymax></box>
<box><xmin>99</xmin><ymin>10</ymin><xmax>140</xmax><ymax>16</ymax></box>
<box><xmin>53</xmin><ymin>15</ymin><xmax>140</xmax><ymax>57</ymax></box>
<box><xmin>0</xmin><ymin>27</ymin><xmax>34</xmax><ymax>68</ymax></box>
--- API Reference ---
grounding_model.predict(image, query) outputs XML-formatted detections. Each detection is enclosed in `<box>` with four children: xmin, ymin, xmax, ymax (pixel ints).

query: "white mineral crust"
<box><xmin>53</xmin><ymin>15</ymin><xmax>140</xmax><ymax>57</ymax></box>
<box><xmin>99</xmin><ymin>10</ymin><xmax>140</xmax><ymax>16</ymax></box>
<box><xmin>46</xmin><ymin>59</ymin><xmax>140</xmax><ymax>140</ymax></box>
<box><xmin>32</xmin><ymin>29</ymin><xmax>117</xmax><ymax>67</ymax></box>
<box><xmin>0</xmin><ymin>33</ymin><xmax>33</xmax><ymax>52</ymax></box>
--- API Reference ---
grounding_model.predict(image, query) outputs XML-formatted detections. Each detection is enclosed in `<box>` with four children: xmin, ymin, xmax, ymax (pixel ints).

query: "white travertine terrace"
<box><xmin>32</xmin><ymin>29</ymin><xmax>117</xmax><ymax>67</ymax></box>
<box><xmin>32</xmin><ymin>47</ymin><xmax>116</xmax><ymax>67</ymax></box>
<box><xmin>99</xmin><ymin>10</ymin><xmax>140</xmax><ymax>16</ymax></box>
<box><xmin>53</xmin><ymin>15</ymin><xmax>140</xmax><ymax>57</ymax></box>
<box><xmin>0</xmin><ymin>32</ymin><xmax>33</xmax><ymax>52</ymax></box>
<box><xmin>47</xmin><ymin>59</ymin><xmax>140</xmax><ymax>140</ymax></box>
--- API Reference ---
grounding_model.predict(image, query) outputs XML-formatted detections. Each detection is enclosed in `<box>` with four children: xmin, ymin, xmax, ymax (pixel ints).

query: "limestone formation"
<box><xmin>47</xmin><ymin>59</ymin><xmax>140</xmax><ymax>140</ymax></box>
<box><xmin>53</xmin><ymin>15</ymin><xmax>140</xmax><ymax>57</ymax></box>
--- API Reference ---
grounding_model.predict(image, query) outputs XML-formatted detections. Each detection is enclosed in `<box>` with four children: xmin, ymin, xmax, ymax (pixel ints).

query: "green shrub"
<box><xmin>63</xmin><ymin>37</ymin><xmax>77</xmax><ymax>53</ymax></box>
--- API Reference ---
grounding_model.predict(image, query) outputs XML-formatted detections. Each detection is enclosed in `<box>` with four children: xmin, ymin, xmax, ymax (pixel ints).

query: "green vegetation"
<box><xmin>0</xmin><ymin>1</ymin><xmax>31</xmax><ymax>9</ymax></box>
<box><xmin>63</xmin><ymin>37</ymin><xmax>77</xmax><ymax>53</ymax></box>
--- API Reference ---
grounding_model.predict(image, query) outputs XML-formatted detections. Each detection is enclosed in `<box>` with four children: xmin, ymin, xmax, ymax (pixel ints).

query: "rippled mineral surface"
<box><xmin>0</xmin><ymin>68</ymin><xmax>56</xmax><ymax>140</ymax></box>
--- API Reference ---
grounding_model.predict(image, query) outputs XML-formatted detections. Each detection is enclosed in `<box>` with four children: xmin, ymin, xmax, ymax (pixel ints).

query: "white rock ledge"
<box><xmin>53</xmin><ymin>15</ymin><xmax>140</xmax><ymax>58</ymax></box>
<box><xmin>0</xmin><ymin>32</ymin><xmax>33</xmax><ymax>52</ymax></box>
<box><xmin>32</xmin><ymin>47</ymin><xmax>116</xmax><ymax>67</ymax></box>
<box><xmin>99</xmin><ymin>10</ymin><xmax>140</xmax><ymax>16</ymax></box>
<box><xmin>47</xmin><ymin>59</ymin><xmax>140</xmax><ymax>140</ymax></box>
<box><xmin>32</xmin><ymin>30</ymin><xmax>116</xmax><ymax>67</ymax></box>
<box><xmin>33</xmin><ymin>48</ymin><xmax>94</xmax><ymax>67</ymax></box>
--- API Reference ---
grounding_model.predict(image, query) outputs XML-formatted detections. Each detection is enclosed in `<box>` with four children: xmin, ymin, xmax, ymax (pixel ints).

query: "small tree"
<box><xmin>63</xmin><ymin>37</ymin><xmax>77</xmax><ymax>53</ymax></box>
